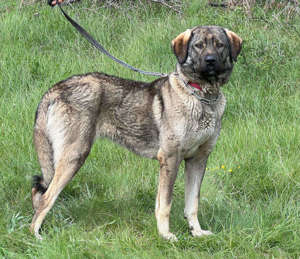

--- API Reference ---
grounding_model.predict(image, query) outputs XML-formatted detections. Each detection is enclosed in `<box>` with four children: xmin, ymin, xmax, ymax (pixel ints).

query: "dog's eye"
<box><xmin>194</xmin><ymin>42</ymin><xmax>204</xmax><ymax>49</ymax></box>
<box><xmin>216</xmin><ymin>42</ymin><xmax>224</xmax><ymax>48</ymax></box>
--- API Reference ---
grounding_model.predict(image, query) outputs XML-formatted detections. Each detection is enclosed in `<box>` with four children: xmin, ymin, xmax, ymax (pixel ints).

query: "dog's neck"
<box><xmin>175</xmin><ymin>64</ymin><xmax>220</xmax><ymax>97</ymax></box>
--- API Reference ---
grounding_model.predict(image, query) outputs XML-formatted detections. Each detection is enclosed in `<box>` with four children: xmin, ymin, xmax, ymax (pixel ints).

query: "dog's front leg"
<box><xmin>184</xmin><ymin>151</ymin><xmax>213</xmax><ymax>237</ymax></box>
<box><xmin>155</xmin><ymin>149</ymin><xmax>180</xmax><ymax>241</ymax></box>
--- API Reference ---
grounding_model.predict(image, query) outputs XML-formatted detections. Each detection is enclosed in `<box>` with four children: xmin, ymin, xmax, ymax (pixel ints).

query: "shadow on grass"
<box><xmin>52</xmin><ymin>184</ymin><xmax>157</xmax><ymax>234</ymax></box>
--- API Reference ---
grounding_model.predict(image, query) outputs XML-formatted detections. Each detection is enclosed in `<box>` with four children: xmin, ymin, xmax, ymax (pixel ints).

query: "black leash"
<box><xmin>56</xmin><ymin>4</ymin><xmax>167</xmax><ymax>77</ymax></box>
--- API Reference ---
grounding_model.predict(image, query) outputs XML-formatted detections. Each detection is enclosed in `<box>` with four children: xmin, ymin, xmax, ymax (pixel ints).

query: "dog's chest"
<box><xmin>174</xmin><ymin>106</ymin><xmax>220</xmax><ymax>157</ymax></box>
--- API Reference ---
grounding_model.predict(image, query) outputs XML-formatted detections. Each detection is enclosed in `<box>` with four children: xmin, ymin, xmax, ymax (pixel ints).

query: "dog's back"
<box><xmin>32</xmin><ymin>73</ymin><xmax>167</xmax><ymax>209</ymax></box>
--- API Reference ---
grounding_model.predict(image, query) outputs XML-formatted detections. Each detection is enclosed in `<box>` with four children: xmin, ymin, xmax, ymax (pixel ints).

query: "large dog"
<box><xmin>30</xmin><ymin>26</ymin><xmax>242</xmax><ymax>241</ymax></box>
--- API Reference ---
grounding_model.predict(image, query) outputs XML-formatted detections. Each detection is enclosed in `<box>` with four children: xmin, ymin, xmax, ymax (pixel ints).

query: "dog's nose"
<box><xmin>205</xmin><ymin>55</ymin><xmax>217</xmax><ymax>64</ymax></box>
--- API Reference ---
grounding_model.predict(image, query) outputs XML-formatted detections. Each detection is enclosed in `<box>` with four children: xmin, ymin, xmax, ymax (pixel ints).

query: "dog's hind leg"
<box><xmin>30</xmin><ymin>137</ymin><xmax>92</xmax><ymax>239</ymax></box>
<box><xmin>32</xmin><ymin>98</ymin><xmax>57</xmax><ymax>212</ymax></box>
<box><xmin>30</xmin><ymin>105</ymin><xmax>95</xmax><ymax>239</ymax></box>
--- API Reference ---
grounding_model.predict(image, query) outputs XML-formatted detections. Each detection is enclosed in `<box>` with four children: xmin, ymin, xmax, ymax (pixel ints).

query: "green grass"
<box><xmin>1</xmin><ymin>0</ymin><xmax>300</xmax><ymax>257</ymax></box>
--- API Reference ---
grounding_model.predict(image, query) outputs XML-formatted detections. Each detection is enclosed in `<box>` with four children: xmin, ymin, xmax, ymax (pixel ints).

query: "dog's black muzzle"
<box><xmin>201</xmin><ymin>54</ymin><xmax>221</xmax><ymax>77</ymax></box>
<box><xmin>190</xmin><ymin>53</ymin><xmax>226</xmax><ymax>81</ymax></box>
<box><xmin>205</xmin><ymin>55</ymin><xmax>217</xmax><ymax>73</ymax></box>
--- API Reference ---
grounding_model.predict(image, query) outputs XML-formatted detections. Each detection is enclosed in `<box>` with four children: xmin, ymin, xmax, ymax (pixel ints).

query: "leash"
<box><xmin>56</xmin><ymin>4</ymin><xmax>167</xmax><ymax>77</ymax></box>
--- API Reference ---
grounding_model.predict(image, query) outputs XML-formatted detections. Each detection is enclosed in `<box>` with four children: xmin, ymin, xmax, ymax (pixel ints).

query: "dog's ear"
<box><xmin>224</xmin><ymin>29</ymin><xmax>242</xmax><ymax>62</ymax></box>
<box><xmin>171</xmin><ymin>29</ymin><xmax>193</xmax><ymax>64</ymax></box>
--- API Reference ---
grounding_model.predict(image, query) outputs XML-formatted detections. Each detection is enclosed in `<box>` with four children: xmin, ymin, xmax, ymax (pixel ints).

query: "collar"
<box><xmin>179</xmin><ymin>77</ymin><xmax>220</xmax><ymax>105</ymax></box>
<box><xmin>188</xmin><ymin>82</ymin><xmax>203</xmax><ymax>91</ymax></box>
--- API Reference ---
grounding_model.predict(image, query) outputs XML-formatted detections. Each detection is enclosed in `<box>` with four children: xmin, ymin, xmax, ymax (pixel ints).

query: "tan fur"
<box><xmin>224</xmin><ymin>29</ymin><xmax>243</xmax><ymax>61</ymax></box>
<box><xmin>30</xmin><ymin>26</ymin><xmax>242</xmax><ymax>241</ymax></box>
<box><xmin>171</xmin><ymin>29</ymin><xmax>192</xmax><ymax>64</ymax></box>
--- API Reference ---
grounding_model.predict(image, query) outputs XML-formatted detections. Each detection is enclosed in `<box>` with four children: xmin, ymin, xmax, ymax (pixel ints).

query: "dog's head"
<box><xmin>172</xmin><ymin>26</ymin><xmax>242</xmax><ymax>84</ymax></box>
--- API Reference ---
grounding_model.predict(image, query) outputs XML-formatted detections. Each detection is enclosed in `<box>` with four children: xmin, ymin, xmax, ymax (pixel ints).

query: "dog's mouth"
<box><xmin>201</xmin><ymin>65</ymin><xmax>219</xmax><ymax>78</ymax></box>
<box><xmin>206</xmin><ymin>65</ymin><xmax>217</xmax><ymax>75</ymax></box>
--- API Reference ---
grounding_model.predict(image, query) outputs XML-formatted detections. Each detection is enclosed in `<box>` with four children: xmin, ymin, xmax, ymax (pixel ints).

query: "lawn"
<box><xmin>0</xmin><ymin>0</ymin><xmax>300</xmax><ymax>258</ymax></box>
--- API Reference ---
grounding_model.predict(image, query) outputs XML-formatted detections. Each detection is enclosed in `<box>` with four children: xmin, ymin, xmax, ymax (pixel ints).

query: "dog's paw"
<box><xmin>191</xmin><ymin>229</ymin><xmax>213</xmax><ymax>238</ymax></box>
<box><xmin>30</xmin><ymin>225</ymin><xmax>43</xmax><ymax>240</ymax></box>
<box><xmin>35</xmin><ymin>232</ymin><xmax>43</xmax><ymax>240</ymax></box>
<box><xmin>161</xmin><ymin>232</ymin><xmax>178</xmax><ymax>242</ymax></box>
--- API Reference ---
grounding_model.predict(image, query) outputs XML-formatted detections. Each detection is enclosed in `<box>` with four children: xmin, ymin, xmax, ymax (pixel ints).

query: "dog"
<box><xmin>30</xmin><ymin>26</ymin><xmax>242</xmax><ymax>241</ymax></box>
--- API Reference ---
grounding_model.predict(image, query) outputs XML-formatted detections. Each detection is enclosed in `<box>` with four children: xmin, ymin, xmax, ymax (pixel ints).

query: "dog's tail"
<box><xmin>32</xmin><ymin>175</ymin><xmax>48</xmax><ymax>211</ymax></box>
<box><xmin>32</xmin><ymin>97</ymin><xmax>55</xmax><ymax>210</ymax></box>
<box><xmin>32</xmin><ymin>175</ymin><xmax>47</xmax><ymax>194</ymax></box>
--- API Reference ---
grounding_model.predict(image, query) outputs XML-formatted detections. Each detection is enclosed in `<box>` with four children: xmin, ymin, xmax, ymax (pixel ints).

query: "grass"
<box><xmin>0</xmin><ymin>0</ymin><xmax>300</xmax><ymax>257</ymax></box>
